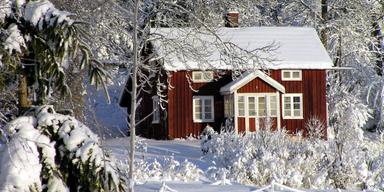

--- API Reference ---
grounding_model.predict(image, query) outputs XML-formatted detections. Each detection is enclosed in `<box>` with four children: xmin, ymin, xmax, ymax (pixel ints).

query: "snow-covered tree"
<box><xmin>0</xmin><ymin>105</ymin><xmax>125</xmax><ymax>191</ymax></box>
<box><xmin>0</xmin><ymin>0</ymin><xmax>109</xmax><ymax>112</ymax></box>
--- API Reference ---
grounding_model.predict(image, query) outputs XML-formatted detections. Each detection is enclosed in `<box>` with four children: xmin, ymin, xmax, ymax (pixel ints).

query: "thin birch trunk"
<box><xmin>129</xmin><ymin>0</ymin><xmax>140</xmax><ymax>192</ymax></box>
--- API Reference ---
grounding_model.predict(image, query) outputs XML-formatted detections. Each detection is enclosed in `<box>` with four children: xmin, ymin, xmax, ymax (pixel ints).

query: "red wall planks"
<box><xmin>137</xmin><ymin>69</ymin><xmax>328</xmax><ymax>139</ymax></box>
<box><xmin>238</xmin><ymin>78</ymin><xmax>277</xmax><ymax>93</ymax></box>
<box><xmin>166</xmin><ymin>71</ymin><xmax>232</xmax><ymax>138</ymax></box>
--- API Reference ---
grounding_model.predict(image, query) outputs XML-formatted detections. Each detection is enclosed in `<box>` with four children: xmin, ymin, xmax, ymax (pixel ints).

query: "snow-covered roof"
<box><xmin>150</xmin><ymin>27</ymin><xmax>333</xmax><ymax>71</ymax></box>
<box><xmin>220</xmin><ymin>70</ymin><xmax>285</xmax><ymax>95</ymax></box>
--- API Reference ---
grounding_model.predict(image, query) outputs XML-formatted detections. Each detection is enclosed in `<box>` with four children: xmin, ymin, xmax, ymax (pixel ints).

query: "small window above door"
<box><xmin>192</xmin><ymin>71</ymin><xmax>213</xmax><ymax>82</ymax></box>
<box><xmin>281</xmin><ymin>70</ymin><xmax>302</xmax><ymax>81</ymax></box>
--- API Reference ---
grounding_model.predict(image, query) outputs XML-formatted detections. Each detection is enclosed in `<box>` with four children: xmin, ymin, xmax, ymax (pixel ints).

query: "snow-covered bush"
<box><xmin>201</xmin><ymin>124</ymin><xmax>216</xmax><ymax>154</ymax></box>
<box><xmin>305</xmin><ymin>116</ymin><xmax>326</xmax><ymax>140</ymax></box>
<box><xmin>201</xmin><ymin>127</ymin><xmax>384</xmax><ymax>190</ymax></box>
<box><xmin>117</xmin><ymin>156</ymin><xmax>203</xmax><ymax>183</ymax></box>
<box><xmin>0</xmin><ymin>106</ymin><xmax>125</xmax><ymax>191</ymax></box>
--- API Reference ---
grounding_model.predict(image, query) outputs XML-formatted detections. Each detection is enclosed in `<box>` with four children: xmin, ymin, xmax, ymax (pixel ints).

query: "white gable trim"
<box><xmin>220</xmin><ymin>70</ymin><xmax>285</xmax><ymax>95</ymax></box>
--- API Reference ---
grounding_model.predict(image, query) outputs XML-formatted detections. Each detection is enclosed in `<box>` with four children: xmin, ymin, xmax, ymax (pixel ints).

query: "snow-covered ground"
<box><xmin>105</xmin><ymin>133</ymin><xmax>384</xmax><ymax>192</ymax></box>
<box><xmin>134</xmin><ymin>182</ymin><xmax>258</xmax><ymax>192</ymax></box>
<box><xmin>105</xmin><ymin>137</ymin><xmax>262</xmax><ymax>191</ymax></box>
<box><xmin>105</xmin><ymin>137</ymin><xmax>297</xmax><ymax>192</ymax></box>
<box><xmin>105</xmin><ymin>137</ymin><xmax>208</xmax><ymax>170</ymax></box>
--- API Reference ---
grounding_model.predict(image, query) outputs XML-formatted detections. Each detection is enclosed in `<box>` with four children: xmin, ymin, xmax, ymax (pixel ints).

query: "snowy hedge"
<box><xmin>201</xmin><ymin>128</ymin><xmax>384</xmax><ymax>190</ymax></box>
<box><xmin>0</xmin><ymin>106</ymin><xmax>125</xmax><ymax>191</ymax></box>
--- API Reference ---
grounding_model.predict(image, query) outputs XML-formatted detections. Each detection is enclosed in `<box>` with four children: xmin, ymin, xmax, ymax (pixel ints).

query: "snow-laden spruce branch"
<box><xmin>0</xmin><ymin>0</ymin><xmax>112</xmax><ymax>109</ymax></box>
<box><xmin>0</xmin><ymin>106</ymin><xmax>126</xmax><ymax>191</ymax></box>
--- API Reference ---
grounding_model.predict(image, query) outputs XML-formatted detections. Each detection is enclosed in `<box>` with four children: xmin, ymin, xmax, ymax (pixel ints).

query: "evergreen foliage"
<box><xmin>0</xmin><ymin>0</ymin><xmax>109</xmax><ymax>106</ymax></box>
<box><xmin>0</xmin><ymin>105</ymin><xmax>125</xmax><ymax>191</ymax></box>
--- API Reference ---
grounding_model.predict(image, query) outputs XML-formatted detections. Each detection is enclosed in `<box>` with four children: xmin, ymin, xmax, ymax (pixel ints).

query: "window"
<box><xmin>152</xmin><ymin>96</ymin><xmax>160</xmax><ymax>123</ymax></box>
<box><xmin>282</xmin><ymin>94</ymin><xmax>303</xmax><ymax>119</ymax></box>
<box><xmin>269</xmin><ymin>95</ymin><xmax>277</xmax><ymax>117</ymax></box>
<box><xmin>281</xmin><ymin>70</ymin><xmax>302</xmax><ymax>81</ymax></box>
<box><xmin>248</xmin><ymin>97</ymin><xmax>256</xmax><ymax>116</ymax></box>
<box><xmin>238</xmin><ymin>95</ymin><xmax>278</xmax><ymax>117</ymax></box>
<box><xmin>192</xmin><ymin>71</ymin><xmax>213</xmax><ymax>82</ymax></box>
<box><xmin>224</xmin><ymin>95</ymin><xmax>234</xmax><ymax>117</ymax></box>
<box><xmin>258</xmin><ymin>96</ymin><xmax>266</xmax><ymax>116</ymax></box>
<box><xmin>238</xmin><ymin>96</ymin><xmax>245</xmax><ymax>116</ymax></box>
<box><xmin>193</xmin><ymin>96</ymin><xmax>214</xmax><ymax>122</ymax></box>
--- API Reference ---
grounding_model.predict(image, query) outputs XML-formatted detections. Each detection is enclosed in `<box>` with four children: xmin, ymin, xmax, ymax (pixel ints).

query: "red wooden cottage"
<box><xmin>120</xmin><ymin>26</ymin><xmax>333</xmax><ymax>139</ymax></box>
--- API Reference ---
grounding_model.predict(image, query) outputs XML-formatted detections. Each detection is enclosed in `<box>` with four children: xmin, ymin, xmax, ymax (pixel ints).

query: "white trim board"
<box><xmin>220</xmin><ymin>70</ymin><xmax>286</xmax><ymax>95</ymax></box>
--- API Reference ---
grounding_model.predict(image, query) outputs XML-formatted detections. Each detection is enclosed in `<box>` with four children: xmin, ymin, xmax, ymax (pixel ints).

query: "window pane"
<box><xmin>284</xmin><ymin>96</ymin><xmax>291</xmax><ymax>117</ymax></box>
<box><xmin>292</xmin><ymin>71</ymin><xmax>300</xmax><ymax>78</ymax></box>
<box><xmin>195</xmin><ymin>99</ymin><xmax>202</xmax><ymax>115</ymax></box>
<box><xmin>203</xmin><ymin>72</ymin><xmax>213</xmax><ymax>81</ymax></box>
<box><xmin>258</xmin><ymin>97</ymin><xmax>265</xmax><ymax>116</ymax></box>
<box><xmin>193</xmin><ymin>72</ymin><xmax>201</xmax><ymax>80</ymax></box>
<box><xmin>238</xmin><ymin>96</ymin><xmax>244</xmax><ymax>102</ymax></box>
<box><xmin>195</xmin><ymin>99</ymin><xmax>201</xmax><ymax>106</ymax></box>
<box><xmin>293</xmin><ymin>103</ymin><xmax>300</xmax><ymax>110</ymax></box>
<box><xmin>195</xmin><ymin>112</ymin><xmax>202</xmax><ymax>120</ymax></box>
<box><xmin>205</xmin><ymin>112</ymin><xmax>212</xmax><ymax>120</ymax></box>
<box><xmin>270</xmin><ymin>109</ymin><xmax>277</xmax><ymax>116</ymax></box>
<box><xmin>224</xmin><ymin>96</ymin><xmax>229</xmax><ymax>117</ymax></box>
<box><xmin>285</xmin><ymin>110</ymin><xmax>291</xmax><ymax>116</ymax></box>
<box><xmin>270</xmin><ymin>96</ymin><xmax>277</xmax><ymax>103</ymax></box>
<box><xmin>229</xmin><ymin>95</ymin><xmax>233</xmax><ymax>116</ymax></box>
<box><xmin>293</xmin><ymin>110</ymin><xmax>301</xmax><ymax>117</ymax></box>
<box><xmin>205</xmin><ymin>106</ymin><xmax>212</xmax><ymax>112</ymax></box>
<box><xmin>283</xmin><ymin>71</ymin><xmax>290</xmax><ymax>78</ymax></box>
<box><xmin>204</xmin><ymin>99</ymin><xmax>212</xmax><ymax>112</ymax></box>
<box><xmin>239</xmin><ymin>108</ymin><xmax>245</xmax><ymax>116</ymax></box>
<box><xmin>238</xmin><ymin>96</ymin><xmax>245</xmax><ymax>116</ymax></box>
<box><xmin>293</xmin><ymin>96</ymin><xmax>300</xmax><ymax>103</ymax></box>
<box><xmin>270</xmin><ymin>96</ymin><xmax>277</xmax><ymax>116</ymax></box>
<box><xmin>248</xmin><ymin>97</ymin><xmax>256</xmax><ymax>116</ymax></box>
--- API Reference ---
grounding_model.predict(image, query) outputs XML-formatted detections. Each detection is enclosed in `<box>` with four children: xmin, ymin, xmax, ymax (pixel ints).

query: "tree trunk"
<box><xmin>129</xmin><ymin>0</ymin><xmax>140</xmax><ymax>192</ymax></box>
<box><xmin>18</xmin><ymin>71</ymin><xmax>30</xmax><ymax>113</ymax></box>
<box><xmin>320</xmin><ymin>0</ymin><xmax>328</xmax><ymax>47</ymax></box>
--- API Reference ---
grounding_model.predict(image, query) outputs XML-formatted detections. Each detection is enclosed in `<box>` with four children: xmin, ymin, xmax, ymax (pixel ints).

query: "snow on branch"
<box><xmin>0</xmin><ymin>106</ymin><xmax>126</xmax><ymax>191</ymax></box>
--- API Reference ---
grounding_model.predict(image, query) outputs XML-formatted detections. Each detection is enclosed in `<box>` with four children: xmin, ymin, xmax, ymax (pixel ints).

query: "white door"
<box><xmin>244</xmin><ymin>95</ymin><xmax>267</xmax><ymax>132</ymax></box>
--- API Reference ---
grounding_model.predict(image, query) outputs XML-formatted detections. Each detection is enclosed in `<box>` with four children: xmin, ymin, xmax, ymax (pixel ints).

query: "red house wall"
<box><xmin>270</xmin><ymin>70</ymin><xmax>327</xmax><ymax>136</ymax></box>
<box><xmin>135</xmin><ymin>69</ymin><xmax>327</xmax><ymax>139</ymax></box>
<box><xmin>167</xmin><ymin>71</ymin><xmax>232</xmax><ymax>139</ymax></box>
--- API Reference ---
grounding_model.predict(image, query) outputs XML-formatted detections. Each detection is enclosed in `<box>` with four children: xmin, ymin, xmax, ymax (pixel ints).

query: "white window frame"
<box><xmin>152</xmin><ymin>96</ymin><xmax>160</xmax><ymax>124</ymax></box>
<box><xmin>193</xmin><ymin>96</ymin><xmax>214</xmax><ymax>123</ymax></box>
<box><xmin>192</xmin><ymin>71</ymin><xmax>214</xmax><ymax>83</ymax></box>
<box><xmin>269</xmin><ymin>95</ymin><xmax>278</xmax><ymax>117</ymax></box>
<box><xmin>281</xmin><ymin>70</ymin><xmax>302</xmax><ymax>81</ymax></box>
<box><xmin>237</xmin><ymin>93</ymin><xmax>278</xmax><ymax>118</ymax></box>
<box><xmin>224</xmin><ymin>95</ymin><xmax>234</xmax><ymax>118</ymax></box>
<box><xmin>282</xmin><ymin>93</ymin><xmax>303</xmax><ymax>119</ymax></box>
<box><xmin>237</xmin><ymin>96</ymin><xmax>245</xmax><ymax>117</ymax></box>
